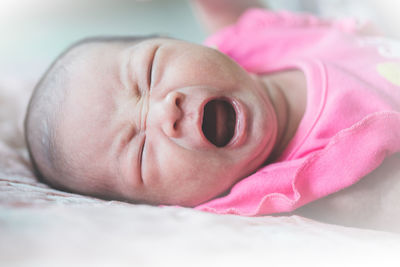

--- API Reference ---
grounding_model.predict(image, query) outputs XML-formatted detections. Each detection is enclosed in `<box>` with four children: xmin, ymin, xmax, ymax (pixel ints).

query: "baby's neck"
<box><xmin>259</xmin><ymin>69</ymin><xmax>307</xmax><ymax>161</ymax></box>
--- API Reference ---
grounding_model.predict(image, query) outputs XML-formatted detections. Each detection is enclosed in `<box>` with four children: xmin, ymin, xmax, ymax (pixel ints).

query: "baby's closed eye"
<box><xmin>147</xmin><ymin>45</ymin><xmax>160</xmax><ymax>89</ymax></box>
<box><xmin>138</xmin><ymin>133</ymin><xmax>146</xmax><ymax>183</ymax></box>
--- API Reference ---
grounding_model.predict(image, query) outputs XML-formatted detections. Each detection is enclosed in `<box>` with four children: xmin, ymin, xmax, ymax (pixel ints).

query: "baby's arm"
<box><xmin>191</xmin><ymin>0</ymin><xmax>266</xmax><ymax>33</ymax></box>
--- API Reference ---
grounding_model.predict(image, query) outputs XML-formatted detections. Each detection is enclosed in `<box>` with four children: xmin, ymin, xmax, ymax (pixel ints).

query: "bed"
<box><xmin>2</xmin><ymin>1</ymin><xmax>400</xmax><ymax>266</ymax></box>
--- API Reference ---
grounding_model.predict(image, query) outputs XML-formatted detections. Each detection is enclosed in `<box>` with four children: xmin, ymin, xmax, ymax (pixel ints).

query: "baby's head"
<box><xmin>24</xmin><ymin>36</ymin><xmax>279</xmax><ymax>206</ymax></box>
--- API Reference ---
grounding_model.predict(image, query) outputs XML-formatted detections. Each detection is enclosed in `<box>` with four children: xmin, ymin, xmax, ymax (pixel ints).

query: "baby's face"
<box><xmin>58</xmin><ymin>38</ymin><xmax>278</xmax><ymax>206</ymax></box>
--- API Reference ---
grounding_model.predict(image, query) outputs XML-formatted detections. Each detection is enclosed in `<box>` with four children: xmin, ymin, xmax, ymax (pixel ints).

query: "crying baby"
<box><xmin>24</xmin><ymin>36</ymin><xmax>306</xmax><ymax>207</ymax></box>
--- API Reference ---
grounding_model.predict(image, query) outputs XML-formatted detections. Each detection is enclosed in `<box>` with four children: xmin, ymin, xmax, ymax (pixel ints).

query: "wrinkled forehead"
<box><xmin>63</xmin><ymin>42</ymin><xmax>123</xmax><ymax>124</ymax></box>
<box><xmin>57</xmin><ymin>42</ymin><xmax>128</xmax><ymax>171</ymax></box>
<box><xmin>63</xmin><ymin>36</ymin><xmax>155</xmax><ymax>69</ymax></box>
<box><xmin>60</xmin><ymin>37</ymin><xmax>156</xmax><ymax>127</ymax></box>
<box><xmin>65</xmin><ymin>41</ymin><xmax>127</xmax><ymax>80</ymax></box>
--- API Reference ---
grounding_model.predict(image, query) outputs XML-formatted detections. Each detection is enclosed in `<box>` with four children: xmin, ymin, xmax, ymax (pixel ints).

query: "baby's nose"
<box><xmin>152</xmin><ymin>91</ymin><xmax>184</xmax><ymax>138</ymax></box>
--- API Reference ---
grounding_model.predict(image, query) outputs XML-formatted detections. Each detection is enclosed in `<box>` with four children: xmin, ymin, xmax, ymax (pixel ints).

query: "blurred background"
<box><xmin>0</xmin><ymin>0</ymin><xmax>398</xmax><ymax>77</ymax></box>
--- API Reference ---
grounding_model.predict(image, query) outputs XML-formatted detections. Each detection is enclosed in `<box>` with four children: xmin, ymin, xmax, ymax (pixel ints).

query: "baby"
<box><xmin>24</xmin><ymin>0</ymin><xmax>400</xmax><ymax>216</ymax></box>
<box><xmin>24</xmin><ymin>33</ymin><xmax>307</xmax><ymax>204</ymax></box>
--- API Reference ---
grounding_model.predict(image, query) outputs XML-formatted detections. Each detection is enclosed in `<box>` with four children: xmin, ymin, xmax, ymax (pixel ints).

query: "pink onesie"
<box><xmin>195</xmin><ymin>9</ymin><xmax>400</xmax><ymax>215</ymax></box>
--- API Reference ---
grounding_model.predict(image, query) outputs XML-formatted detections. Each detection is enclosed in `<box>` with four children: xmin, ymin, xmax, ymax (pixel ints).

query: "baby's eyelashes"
<box><xmin>138</xmin><ymin>133</ymin><xmax>146</xmax><ymax>183</ymax></box>
<box><xmin>147</xmin><ymin>56</ymin><xmax>154</xmax><ymax>88</ymax></box>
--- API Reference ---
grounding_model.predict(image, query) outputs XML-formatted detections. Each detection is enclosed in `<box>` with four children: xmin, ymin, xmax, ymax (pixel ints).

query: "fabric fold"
<box><xmin>197</xmin><ymin>112</ymin><xmax>400</xmax><ymax>215</ymax></box>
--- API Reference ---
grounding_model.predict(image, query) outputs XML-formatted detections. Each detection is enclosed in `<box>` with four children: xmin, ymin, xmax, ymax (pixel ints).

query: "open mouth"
<box><xmin>202</xmin><ymin>99</ymin><xmax>236</xmax><ymax>147</ymax></box>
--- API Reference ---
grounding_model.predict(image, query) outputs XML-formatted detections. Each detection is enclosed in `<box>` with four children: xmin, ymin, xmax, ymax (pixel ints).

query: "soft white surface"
<box><xmin>2</xmin><ymin>2</ymin><xmax>400</xmax><ymax>265</ymax></box>
<box><xmin>1</xmin><ymin>68</ymin><xmax>400</xmax><ymax>267</ymax></box>
<box><xmin>2</xmin><ymin>204</ymin><xmax>400</xmax><ymax>267</ymax></box>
